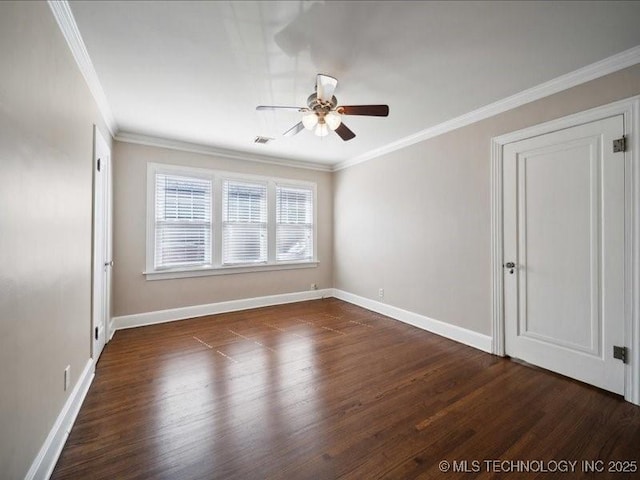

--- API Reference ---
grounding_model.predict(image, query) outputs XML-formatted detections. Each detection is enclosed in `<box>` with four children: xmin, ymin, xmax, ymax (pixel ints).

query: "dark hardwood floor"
<box><xmin>51</xmin><ymin>298</ymin><xmax>640</xmax><ymax>479</ymax></box>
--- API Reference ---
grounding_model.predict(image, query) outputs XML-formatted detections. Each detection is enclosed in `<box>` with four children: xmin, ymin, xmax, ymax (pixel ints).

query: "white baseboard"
<box><xmin>113</xmin><ymin>288</ymin><xmax>492</xmax><ymax>354</ymax></box>
<box><xmin>112</xmin><ymin>288</ymin><xmax>332</xmax><ymax>331</ymax></box>
<box><xmin>332</xmin><ymin>289</ymin><xmax>493</xmax><ymax>353</ymax></box>
<box><xmin>108</xmin><ymin>319</ymin><xmax>115</xmax><ymax>341</ymax></box>
<box><xmin>24</xmin><ymin>359</ymin><xmax>95</xmax><ymax>480</ymax></box>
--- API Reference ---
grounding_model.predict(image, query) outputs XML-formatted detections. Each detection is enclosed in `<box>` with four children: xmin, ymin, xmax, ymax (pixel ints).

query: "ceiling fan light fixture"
<box><xmin>256</xmin><ymin>73</ymin><xmax>389</xmax><ymax>142</ymax></box>
<box><xmin>302</xmin><ymin>112</ymin><xmax>318</xmax><ymax>130</ymax></box>
<box><xmin>325</xmin><ymin>110</ymin><xmax>342</xmax><ymax>130</ymax></box>
<box><xmin>315</xmin><ymin>122</ymin><xmax>329</xmax><ymax>137</ymax></box>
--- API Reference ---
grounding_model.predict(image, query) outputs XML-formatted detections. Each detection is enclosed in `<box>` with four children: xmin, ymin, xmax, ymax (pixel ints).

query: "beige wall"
<box><xmin>112</xmin><ymin>141</ymin><xmax>333</xmax><ymax>316</ymax></box>
<box><xmin>0</xmin><ymin>2</ymin><xmax>113</xmax><ymax>479</ymax></box>
<box><xmin>334</xmin><ymin>64</ymin><xmax>640</xmax><ymax>336</ymax></box>
<box><xmin>1</xmin><ymin>3</ymin><xmax>638</xmax><ymax>477</ymax></box>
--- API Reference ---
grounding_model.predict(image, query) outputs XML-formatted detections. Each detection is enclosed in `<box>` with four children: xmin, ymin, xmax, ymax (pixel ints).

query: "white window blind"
<box><xmin>276</xmin><ymin>185</ymin><xmax>313</xmax><ymax>262</ymax></box>
<box><xmin>222</xmin><ymin>180</ymin><xmax>267</xmax><ymax>264</ymax></box>
<box><xmin>154</xmin><ymin>173</ymin><xmax>212</xmax><ymax>269</ymax></box>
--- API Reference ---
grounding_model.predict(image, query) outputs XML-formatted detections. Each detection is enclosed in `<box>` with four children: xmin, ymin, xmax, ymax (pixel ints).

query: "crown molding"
<box><xmin>115</xmin><ymin>132</ymin><xmax>333</xmax><ymax>172</ymax></box>
<box><xmin>48</xmin><ymin>0</ymin><xmax>117</xmax><ymax>136</ymax></box>
<box><xmin>47</xmin><ymin>0</ymin><xmax>639</xmax><ymax>173</ymax></box>
<box><xmin>334</xmin><ymin>44</ymin><xmax>640</xmax><ymax>171</ymax></box>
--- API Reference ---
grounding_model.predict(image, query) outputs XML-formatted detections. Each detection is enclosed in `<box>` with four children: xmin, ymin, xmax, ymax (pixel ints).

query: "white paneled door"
<box><xmin>92</xmin><ymin>127</ymin><xmax>112</xmax><ymax>361</ymax></box>
<box><xmin>503</xmin><ymin>115</ymin><xmax>625</xmax><ymax>395</ymax></box>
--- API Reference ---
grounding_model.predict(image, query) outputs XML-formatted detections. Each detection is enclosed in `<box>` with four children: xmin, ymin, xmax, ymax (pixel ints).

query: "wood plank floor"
<box><xmin>51</xmin><ymin>298</ymin><xmax>640</xmax><ymax>479</ymax></box>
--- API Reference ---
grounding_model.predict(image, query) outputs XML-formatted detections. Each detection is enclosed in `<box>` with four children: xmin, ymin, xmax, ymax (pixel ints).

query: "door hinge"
<box><xmin>613</xmin><ymin>137</ymin><xmax>626</xmax><ymax>153</ymax></box>
<box><xmin>95</xmin><ymin>326</ymin><xmax>99</xmax><ymax>340</ymax></box>
<box><xmin>97</xmin><ymin>158</ymin><xmax>101</xmax><ymax>171</ymax></box>
<box><xmin>613</xmin><ymin>345</ymin><xmax>627</xmax><ymax>364</ymax></box>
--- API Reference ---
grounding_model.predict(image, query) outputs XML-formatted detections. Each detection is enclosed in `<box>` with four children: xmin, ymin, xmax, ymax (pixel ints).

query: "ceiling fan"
<box><xmin>256</xmin><ymin>74</ymin><xmax>389</xmax><ymax>141</ymax></box>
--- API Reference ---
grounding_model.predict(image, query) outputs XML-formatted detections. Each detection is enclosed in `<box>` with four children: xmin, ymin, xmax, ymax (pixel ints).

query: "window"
<box><xmin>146</xmin><ymin>163</ymin><xmax>317</xmax><ymax>279</ymax></box>
<box><xmin>276</xmin><ymin>185</ymin><xmax>313</xmax><ymax>262</ymax></box>
<box><xmin>154</xmin><ymin>172</ymin><xmax>212</xmax><ymax>269</ymax></box>
<box><xmin>222</xmin><ymin>180</ymin><xmax>267</xmax><ymax>265</ymax></box>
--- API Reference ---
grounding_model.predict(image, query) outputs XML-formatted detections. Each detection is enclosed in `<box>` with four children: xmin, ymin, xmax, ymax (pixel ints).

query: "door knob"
<box><xmin>104</xmin><ymin>260</ymin><xmax>114</xmax><ymax>267</ymax></box>
<box><xmin>504</xmin><ymin>262</ymin><xmax>516</xmax><ymax>274</ymax></box>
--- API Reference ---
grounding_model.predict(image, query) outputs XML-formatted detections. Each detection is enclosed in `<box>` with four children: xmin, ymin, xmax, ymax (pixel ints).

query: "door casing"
<box><xmin>92</xmin><ymin>126</ymin><xmax>113</xmax><ymax>360</ymax></box>
<box><xmin>490</xmin><ymin>96</ymin><xmax>640</xmax><ymax>405</ymax></box>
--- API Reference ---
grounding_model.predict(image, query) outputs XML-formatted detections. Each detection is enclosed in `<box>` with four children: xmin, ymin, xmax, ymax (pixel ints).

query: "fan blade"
<box><xmin>316</xmin><ymin>74</ymin><xmax>338</xmax><ymax>102</ymax></box>
<box><xmin>256</xmin><ymin>105</ymin><xmax>306</xmax><ymax>112</ymax></box>
<box><xmin>339</xmin><ymin>105</ymin><xmax>389</xmax><ymax>117</ymax></box>
<box><xmin>283</xmin><ymin>122</ymin><xmax>305</xmax><ymax>137</ymax></box>
<box><xmin>334</xmin><ymin>122</ymin><xmax>356</xmax><ymax>141</ymax></box>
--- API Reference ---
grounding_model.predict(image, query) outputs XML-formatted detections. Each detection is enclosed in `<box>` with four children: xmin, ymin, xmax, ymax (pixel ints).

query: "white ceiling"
<box><xmin>68</xmin><ymin>1</ymin><xmax>640</xmax><ymax>168</ymax></box>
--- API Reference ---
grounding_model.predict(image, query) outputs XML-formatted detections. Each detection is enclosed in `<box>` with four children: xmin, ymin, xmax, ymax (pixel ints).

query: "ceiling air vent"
<box><xmin>254</xmin><ymin>136</ymin><xmax>274</xmax><ymax>145</ymax></box>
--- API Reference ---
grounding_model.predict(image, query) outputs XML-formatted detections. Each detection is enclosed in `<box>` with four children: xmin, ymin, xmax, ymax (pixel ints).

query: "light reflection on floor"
<box><xmin>153</xmin><ymin>323</ymin><xmax>327</xmax><ymax>477</ymax></box>
<box><xmin>152</xmin><ymin>351</ymin><xmax>219</xmax><ymax>476</ymax></box>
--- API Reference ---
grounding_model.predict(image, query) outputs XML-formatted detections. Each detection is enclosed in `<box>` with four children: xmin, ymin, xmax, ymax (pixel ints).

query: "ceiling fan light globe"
<box><xmin>302</xmin><ymin>112</ymin><xmax>318</xmax><ymax>130</ymax></box>
<box><xmin>325</xmin><ymin>111</ymin><xmax>342</xmax><ymax>130</ymax></box>
<box><xmin>315</xmin><ymin>123</ymin><xmax>329</xmax><ymax>137</ymax></box>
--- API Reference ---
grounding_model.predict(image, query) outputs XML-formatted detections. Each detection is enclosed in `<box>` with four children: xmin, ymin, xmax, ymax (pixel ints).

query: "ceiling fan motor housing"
<box><xmin>307</xmin><ymin>93</ymin><xmax>338</xmax><ymax>112</ymax></box>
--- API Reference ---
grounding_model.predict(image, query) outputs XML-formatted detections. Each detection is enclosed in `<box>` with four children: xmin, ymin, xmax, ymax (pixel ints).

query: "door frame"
<box><xmin>490</xmin><ymin>96</ymin><xmax>640</xmax><ymax>405</ymax></box>
<box><xmin>92</xmin><ymin>125</ymin><xmax>113</xmax><ymax>359</ymax></box>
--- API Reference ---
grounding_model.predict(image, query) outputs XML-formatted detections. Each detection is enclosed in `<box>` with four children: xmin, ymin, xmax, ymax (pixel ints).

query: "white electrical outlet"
<box><xmin>378</xmin><ymin>288</ymin><xmax>384</xmax><ymax>298</ymax></box>
<box><xmin>311</xmin><ymin>283</ymin><xmax>318</xmax><ymax>290</ymax></box>
<box><xmin>64</xmin><ymin>365</ymin><xmax>70</xmax><ymax>391</ymax></box>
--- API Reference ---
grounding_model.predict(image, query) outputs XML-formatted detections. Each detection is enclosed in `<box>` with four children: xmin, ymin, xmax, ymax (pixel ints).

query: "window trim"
<box><xmin>145</xmin><ymin>163</ymin><xmax>318</xmax><ymax>280</ymax></box>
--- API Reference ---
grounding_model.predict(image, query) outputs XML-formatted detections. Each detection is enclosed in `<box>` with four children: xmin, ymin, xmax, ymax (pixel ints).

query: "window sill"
<box><xmin>143</xmin><ymin>261</ymin><xmax>319</xmax><ymax>281</ymax></box>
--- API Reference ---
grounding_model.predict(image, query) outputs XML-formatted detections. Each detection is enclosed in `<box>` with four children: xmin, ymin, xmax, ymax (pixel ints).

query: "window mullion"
<box><xmin>267</xmin><ymin>180</ymin><xmax>276</xmax><ymax>264</ymax></box>
<box><xmin>213</xmin><ymin>176</ymin><xmax>222</xmax><ymax>268</ymax></box>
